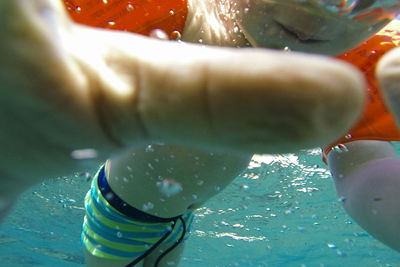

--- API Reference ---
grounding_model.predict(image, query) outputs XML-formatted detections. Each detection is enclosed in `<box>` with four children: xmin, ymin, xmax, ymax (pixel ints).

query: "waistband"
<box><xmin>97</xmin><ymin>165</ymin><xmax>183</xmax><ymax>223</ymax></box>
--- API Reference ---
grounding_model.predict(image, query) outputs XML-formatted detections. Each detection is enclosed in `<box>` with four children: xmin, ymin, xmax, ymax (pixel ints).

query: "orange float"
<box><xmin>323</xmin><ymin>20</ymin><xmax>400</xmax><ymax>161</ymax></box>
<box><xmin>63</xmin><ymin>0</ymin><xmax>188</xmax><ymax>39</ymax></box>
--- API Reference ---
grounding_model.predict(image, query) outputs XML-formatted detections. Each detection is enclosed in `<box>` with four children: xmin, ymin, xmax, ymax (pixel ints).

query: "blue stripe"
<box><xmin>82</xmin><ymin>166</ymin><xmax>196</xmax><ymax>259</ymax></box>
<box><xmin>82</xmin><ymin>220</ymin><xmax>151</xmax><ymax>246</ymax></box>
<box><xmin>91</xmin><ymin>184</ymin><xmax>133</xmax><ymax>224</ymax></box>
<box><xmin>85</xmin><ymin>204</ymin><xmax>171</xmax><ymax>240</ymax></box>
<box><xmin>91</xmin><ymin>179</ymin><xmax>172</xmax><ymax>231</ymax></box>
<box><xmin>163</xmin><ymin>213</ymin><xmax>194</xmax><ymax>244</ymax></box>
<box><xmin>82</xmin><ymin>231</ymin><xmax>145</xmax><ymax>258</ymax></box>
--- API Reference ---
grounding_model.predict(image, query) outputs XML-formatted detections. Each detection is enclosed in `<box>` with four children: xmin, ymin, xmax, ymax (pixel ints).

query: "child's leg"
<box><xmin>143</xmin><ymin>242</ymin><xmax>186</xmax><ymax>267</ymax></box>
<box><xmin>327</xmin><ymin>140</ymin><xmax>400</xmax><ymax>252</ymax></box>
<box><xmin>84</xmin><ymin>249</ymin><xmax>140</xmax><ymax>267</ymax></box>
<box><xmin>82</xmin><ymin>165</ymin><xmax>194</xmax><ymax>267</ymax></box>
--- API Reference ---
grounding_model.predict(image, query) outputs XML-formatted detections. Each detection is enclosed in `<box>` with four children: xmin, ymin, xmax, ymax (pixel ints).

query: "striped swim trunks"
<box><xmin>82</xmin><ymin>166</ymin><xmax>194</xmax><ymax>266</ymax></box>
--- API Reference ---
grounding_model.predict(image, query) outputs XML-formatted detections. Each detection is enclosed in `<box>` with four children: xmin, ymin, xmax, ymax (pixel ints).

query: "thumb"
<box><xmin>377</xmin><ymin>46</ymin><xmax>400</xmax><ymax>127</ymax></box>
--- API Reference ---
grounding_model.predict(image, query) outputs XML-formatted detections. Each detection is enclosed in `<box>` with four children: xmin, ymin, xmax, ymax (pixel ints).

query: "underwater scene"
<box><xmin>1</xmin><ymin>0</ymin><xmax>400</xmax><ymax>266</ymax></box>
<box><xmin>1</xmin><ymin>147</ymin><xmax>400</xmax><ymax>266</ymax></box>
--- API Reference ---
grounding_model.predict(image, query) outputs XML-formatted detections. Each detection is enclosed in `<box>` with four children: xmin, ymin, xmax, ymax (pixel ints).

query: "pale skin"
<box><xmin>85</xmin><ymin>0</ymin><xmax>400</xmax><ymax>266</ymax></box>
<box><xmin>0</xmin><ymin>0</ymin><xmax>399</xmax><ymax>266</ymax></box>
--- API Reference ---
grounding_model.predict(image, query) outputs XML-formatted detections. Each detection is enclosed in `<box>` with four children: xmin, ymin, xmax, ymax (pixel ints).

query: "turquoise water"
<box><xmin>1</xmin><ymin>149</ymin><xmax>400</xmax><ymax>266</ymax></box>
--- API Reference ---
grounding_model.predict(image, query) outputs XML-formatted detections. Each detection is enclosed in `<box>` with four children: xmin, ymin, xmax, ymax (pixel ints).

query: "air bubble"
<box><xmin>105</xmin><ymin>192</ymin><xmax>114</xmax><ymax>201</ymax></box>
<box><xmin>334</xmin><ymin>144</ymin><xmax>349</xmax><ymax>153</ymax></box>
<box><xmin>171</xmin><ymin>30</ymin><xmax>182</xmax><ymax>40</ymax></box>
<box><xmin>338</xmin><ymin>196</ymin><xmax>346</xmax><ymax>203</ymax></box>
<box><xmin>169</xmin><ymin>10</ymin><xmax>174</xmax><ymax>15</ymax></box>
<box><xmin>108</xmin><ymin>21</ymin><xmax>115</xmax><ymax>26</ymax></box>
<box><xmin>345</xmin><ymin>134</ymin><xmax>352</xmax><ymax>139</ymax></box>
<box><xmin>103</xmin><ymin>0</ymin><xmax>108</xmax><ymax>4</ymax></box>
<box><xmin>126</xmin><ymin>3</ymin><xmax>134</xmax><ymax>12</ymax></box>
<box><xmin>148</xmin><ymin>163</ymin><xmax>154</xmax><ymax>170</ymax></box>
<box><xmin>192</xmin><ymin>194</ymin><xmax>198</xmax><ymax>200</ymax></box>
<box><xmin>156</xmin><ymin>179</ymin><xmax>183</xmax><ymax>197</ymax></box>
<box><xmin>197</xmin><ymin>180</ymin><xmax>204</xmax><ymax>186</ymax></box>
<box><xmin>80</xmin><ymin>172</ymin><xmax>92</xmax><ymax>181</ymax></box>
<box><xmin>145</xmin><ymin>145</ymin><xmax>154</xmax><ymax>152</ymax></box>
<box><xmin>327</xmin><ymin>243</ymin><xmax>337</xmax><ymax>249</ymax></box>
<box><xmin>127</xmin><ymin>166</ymin><xmax>132</xmax><ymax>172</ymax></box>
<box><xmin>285</xmin><ymin>209</ymin><xmax>293</xmax><ymax>214</ymax></box>
<box><xmin>142</xmin><ymin>202</ymin><xmax>154</xmax><ymax>211</ymax></box>
<box><xmin>283</xmin><ymin>46</ymin><xmax>291</xmax><ymax>52</ymax></box>
<box><xmin>117</xmin><ymin>232</ymin><xmax>123</xmax><ymax>238</ymax></box>
<box><xmin>241</xmin><ymin>184</ymin><xmax>249</xmax><ymax>190</ymax></box>
<box><xmin>336</xmin><ymin>250</ymin><xmax>346</xmax><ymax>257</ymax></box>
<box><xmin>149</xmin><ymin>29</ymin><xmax>169</xmax><ymax>40</ymax></box>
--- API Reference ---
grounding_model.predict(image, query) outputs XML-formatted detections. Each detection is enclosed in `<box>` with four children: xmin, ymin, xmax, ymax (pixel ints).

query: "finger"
<box><xmin>376</xmin><ymin>47</ymin><xmax>400</xmax><ymax>127</ymax></box>
<box><xmin>0</xmin><ymin>0</ymin><xmax>120</xmax><ymax>180</ymax></box>
<box><xmin>71</xmin><ymin>27</ymin><xmax>366</xmax><ymax>154</ymax></box>
<box><xmin>0</xmin><ymin>0</ymin><xmax>366</xmax><ymax>174</ymax></box>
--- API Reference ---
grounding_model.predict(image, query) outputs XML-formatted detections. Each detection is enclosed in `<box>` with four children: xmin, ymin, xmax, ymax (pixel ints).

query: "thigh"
<box><xmin>84</xmin><ymin>248</ymin><xmax>144</xmax><ymax>267</ymax></box>
<box><xmin>143</xmin><ymin>241</ymin><xmax>186</xmax><ymax>267</ymax></box>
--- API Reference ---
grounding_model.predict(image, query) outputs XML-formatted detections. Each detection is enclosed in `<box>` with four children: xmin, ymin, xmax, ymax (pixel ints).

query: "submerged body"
<box><xmin>64</xmin><ymin>0</ymin><xmax>400</xmax><ymax>266</ymax></box>
<box><xmin>1</xmin><ymin>0</ymin><xmax>400</xmax><ymax>266</ymax></box>
<box><xmin>326</xmin><ymin>20</ymin><xmax>400</xmax><ymax>253</ymax></box>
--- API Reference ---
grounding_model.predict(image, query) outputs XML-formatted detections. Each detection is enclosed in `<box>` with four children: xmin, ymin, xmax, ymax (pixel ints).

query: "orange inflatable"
<box><xmin>63</xmin><ymin>0</ymin><xmax>188</xmax><ymax>39</ymax></box>
<box><xmin>323</xmin><ymin>20</ymin><xmax>400</xmax><ymax>161</ymax></box>
<box><xmin>61</xmin><ymin>2</ymin><xmax>400</xmax><ymax>161</ymax></box>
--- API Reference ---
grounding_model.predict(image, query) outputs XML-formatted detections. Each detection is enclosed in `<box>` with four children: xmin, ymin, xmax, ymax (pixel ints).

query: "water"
<box><xmin>1</xmin><ymin>149</ymin><xmax>400</xmax><ymax>266</ymax></box>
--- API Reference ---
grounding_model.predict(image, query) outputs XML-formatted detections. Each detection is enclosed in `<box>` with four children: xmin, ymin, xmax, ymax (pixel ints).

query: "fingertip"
<box><xmin>376</xmin><ymin>47</ymin><xmax>400</xmax><ymax>125</ymax></box>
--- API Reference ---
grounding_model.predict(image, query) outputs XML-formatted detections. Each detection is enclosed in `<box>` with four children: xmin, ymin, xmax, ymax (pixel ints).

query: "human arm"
<box><xmin>0</xmin><ymin>0</ymin><xmax>366</xmax><ymax>183</ymax></box>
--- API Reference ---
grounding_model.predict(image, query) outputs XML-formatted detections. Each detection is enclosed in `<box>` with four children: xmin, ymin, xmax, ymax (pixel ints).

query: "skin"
<box><xmin>327</xmin><ymin>140</ymin><xmax>400</xmax><ymax>253</ymax></box>
<box><xmin>86</xmin><ymin>0</ymin><xmax>399</xmax><ymax>266</ymax></box>
<box><xmin>0</xmin><ymin>0</ymin><xmax>399</xmax><ymax>265</ymax></box>
<box><xmin>0</xmin><ymin>0</ymin><xmax>367</xmax><ymax>211</ymax></box>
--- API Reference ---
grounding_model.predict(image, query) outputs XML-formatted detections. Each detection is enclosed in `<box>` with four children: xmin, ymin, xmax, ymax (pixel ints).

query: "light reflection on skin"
<box><xmin>233</xmin><ymin>0</ymin><xmax>394</xmax><ymax>55</ymax></box>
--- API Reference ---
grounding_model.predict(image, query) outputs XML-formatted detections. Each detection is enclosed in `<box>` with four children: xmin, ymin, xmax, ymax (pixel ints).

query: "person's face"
<box><xmin>234</xmin><ymin>0</ymin><xmax>397</xmax><ymax>55</ymax></box>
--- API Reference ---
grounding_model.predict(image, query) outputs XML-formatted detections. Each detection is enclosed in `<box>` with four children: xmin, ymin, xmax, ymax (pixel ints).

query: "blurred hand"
<box><xmin>378</xmin><ymin>42</ymin><xmax>400</xmax><ymax>127</ymax></box>
<box><xmin>0</xmin><ymin>0</ymin><xmax>364</xmax><ymax>195</ymax></box>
